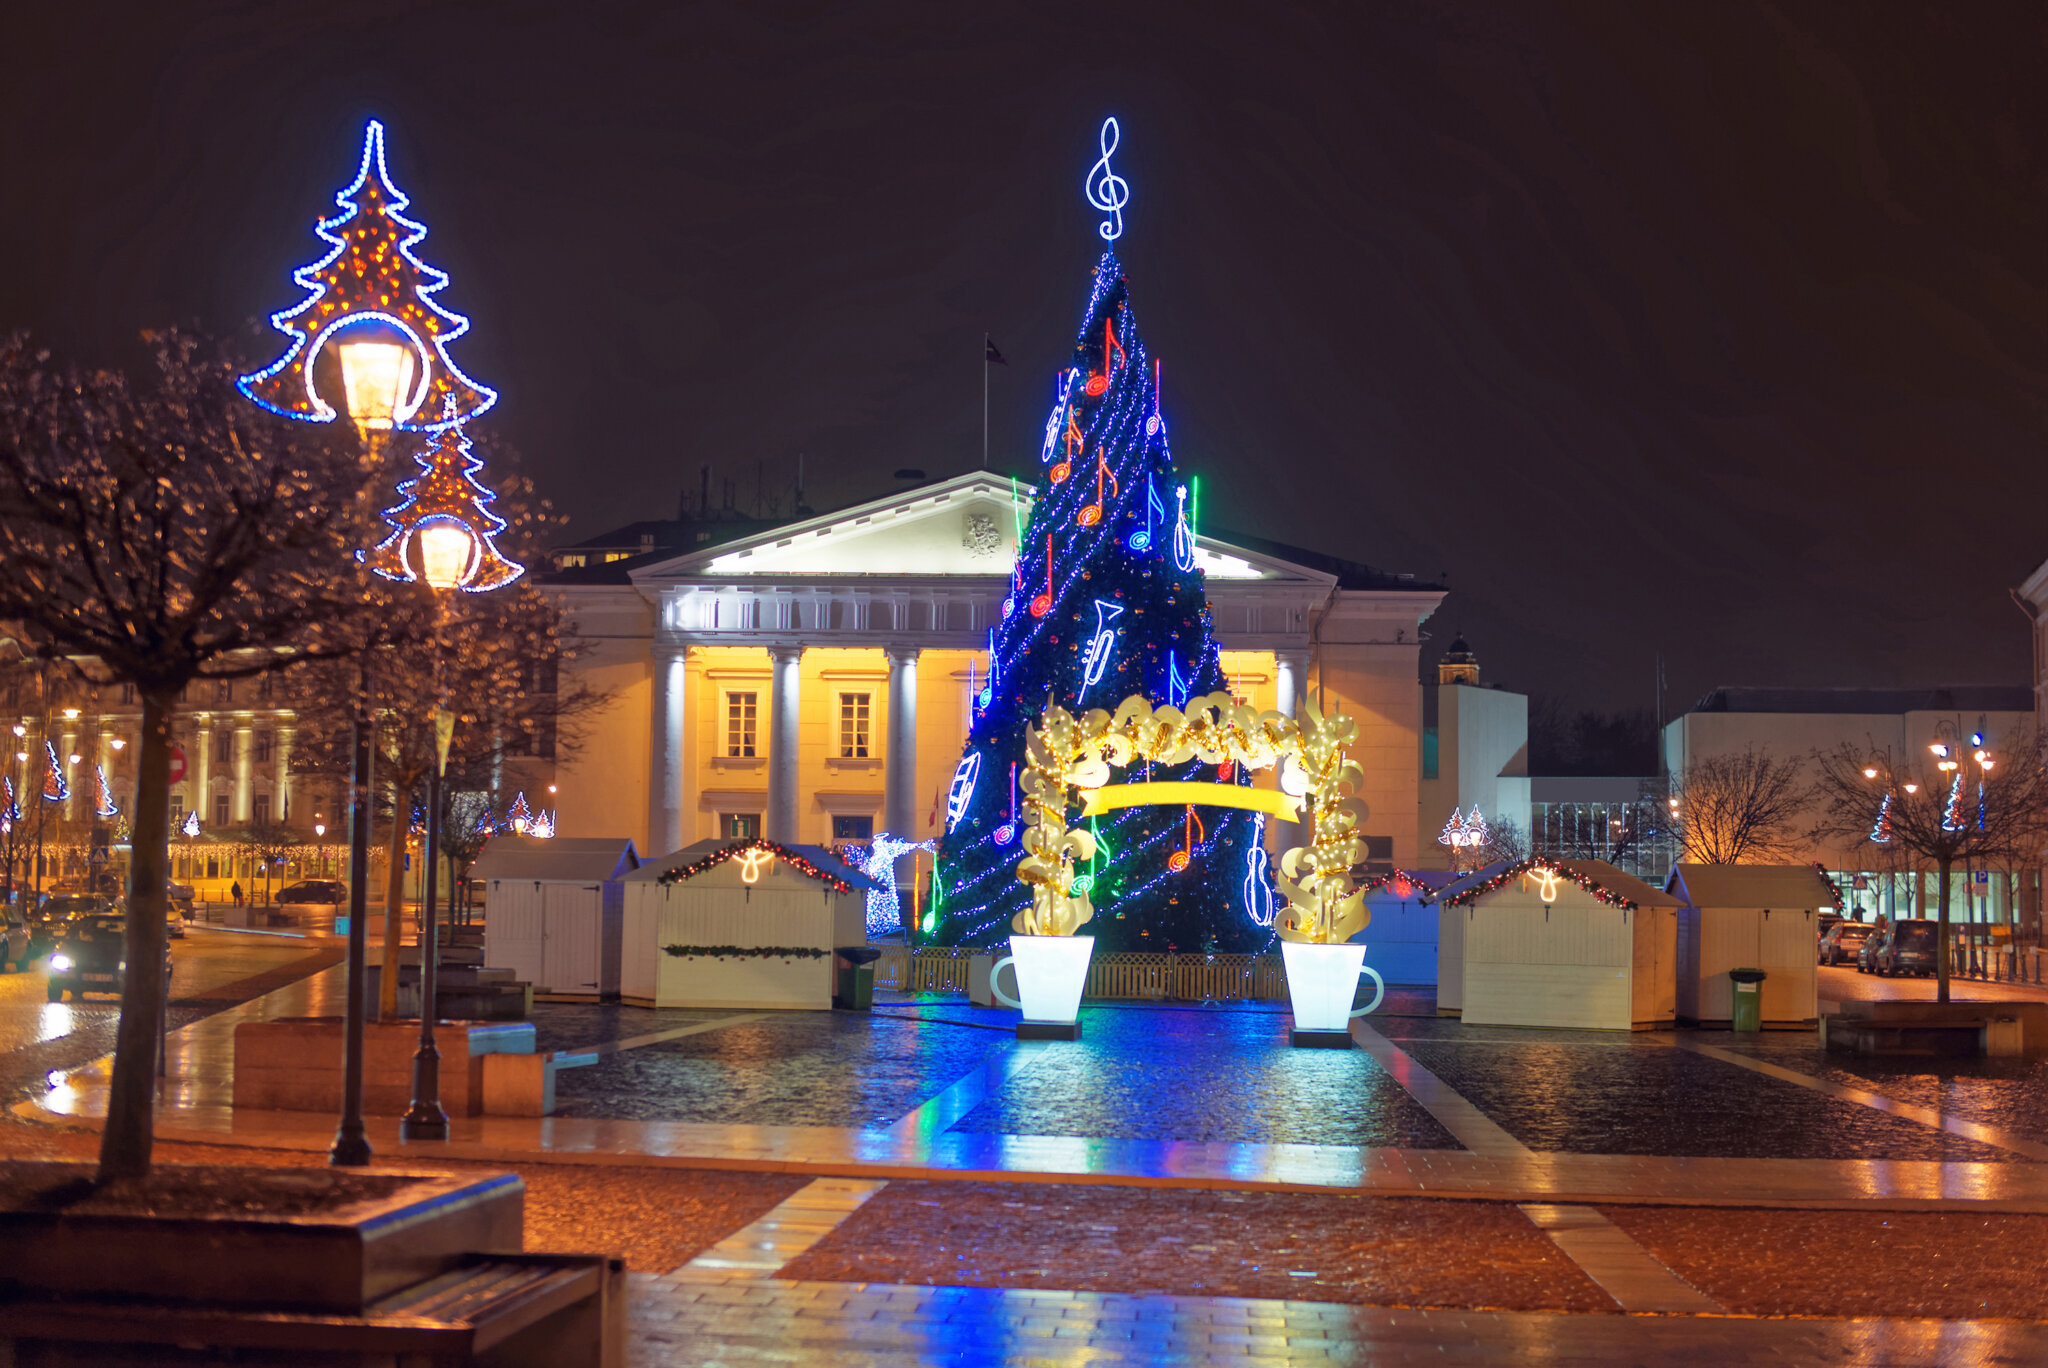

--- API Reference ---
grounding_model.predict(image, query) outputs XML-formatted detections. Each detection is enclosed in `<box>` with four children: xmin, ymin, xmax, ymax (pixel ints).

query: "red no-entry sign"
<box><xmin>168</xmin><ymin>746</ymin><xmax>186</xmax><ymax>783</ymax></box>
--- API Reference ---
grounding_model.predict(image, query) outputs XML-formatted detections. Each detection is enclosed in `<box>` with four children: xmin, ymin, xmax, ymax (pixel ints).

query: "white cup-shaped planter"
<box><xmin>1280</xmin><ymin>939</ymin><xmax>1385</xmax><ymax>1034</ymax></box>
<box><xmin>991</xmin><ymin>934</ymin><xmax>1095</xmax><ymax>1025</ymax></box>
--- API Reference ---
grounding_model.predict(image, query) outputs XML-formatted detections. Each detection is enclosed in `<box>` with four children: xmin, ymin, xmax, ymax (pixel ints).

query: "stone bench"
<box><xmin>482</xmin><ymin>1050</ymin><xmax>602</xmax><ymax>1117</ymax></box>
<box><xmin>1824</xmin><ymin>998</ymin><xmax>2043</xmax><ymax>1056</ymax></box>
<box><xmin>0</xmin><ymin>1252</ymin><xmax>625</xmax><ymax>1367</ymax></box>
<box><xmin>234</xmin><ymin>1018</ymin><xmax>537</xmax><ymax>1117</ymax></box>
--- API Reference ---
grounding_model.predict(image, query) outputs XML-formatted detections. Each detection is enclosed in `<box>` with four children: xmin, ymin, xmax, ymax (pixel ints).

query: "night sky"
<box><xmin>5</xmin><ymin>2</ymin><xmax>2044</xmax><ymax>711</ymax></box>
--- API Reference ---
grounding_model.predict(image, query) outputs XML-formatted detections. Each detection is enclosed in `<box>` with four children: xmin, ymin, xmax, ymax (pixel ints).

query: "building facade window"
<box><xmin>252</xmin><ymin>794</ymin><xmax>270</xmax><ymax>827</ymax></box>
<box><xmin>725</xmin><ymin>692</ymin><xmax>758</xmax><ymax>758</ymax></box>
<box><xmin>838</xmin><ymin>692</ymin><xmax>871</xmax><ymax>759</ymax></box>
<box><xmin>214</xmin><ymin>794</ymin><xmax>231</xmax><ymax>827</ymax></box>
<box><xmin>215</xmin><ymin>679</ymin><xmax>232</xmax><ymax>705</ymax></box>
<box><xmin>169</xmin><ymin>795</ymin><xmax>184</xmax><ymax>826</ymax></box>
<box><xmin>118</xmin><ymin>683</ymin><xmax>135</xmax><ymax>705</ymax></box>
<box><xmin>214</xmin><ymin>733</ymin><xmax>233</xmax><ymax>764</ymax></box>
<box><xmin>719</xmin><ymin>812</ymin><xmax>761</xmax><ymax>840</ymax></box>
<box><xmin>254</xmin><ymin>731</ymin><xmax>273</xmax><ymax>764</ymax></box>
<box><xmin>832</xmin><ymin>814</ymin><xmax>874</xmax><ymax>842</ymax></box>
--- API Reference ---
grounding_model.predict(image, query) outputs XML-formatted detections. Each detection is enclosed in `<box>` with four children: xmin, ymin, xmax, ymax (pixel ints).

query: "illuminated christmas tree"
<box><xmin>239</xmin><ymin>119</ymin><xmax>495</xmax><ymax>432</ymax></box>
<box><xmin>40</xmin><ymin>743</ymin><xmax>67</xmax><ymax>803</ymax></box>
<box><xmin>928</xmin><ymin>246</ymin><xmax>1268</xmax><ymax>953</ymax></box>
<box><xmin>362</xmin><ymin>410</ymin><xmax>524</xmax><ymax>591</ymax></box>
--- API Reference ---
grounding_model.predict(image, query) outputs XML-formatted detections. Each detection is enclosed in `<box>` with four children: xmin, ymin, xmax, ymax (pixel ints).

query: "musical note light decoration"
<box><xmin>239</xmin><ymin>119</ymin><xmax>495</xmax><ymax>432</ymax></box>
<box><xmin>1077</xmin><ymin>599</ymin><xmax>1125</xmax><ymax>701</ymax></box>
<box><xmin>1085</xmin><ymin>116</ymin><xmax>1130</xmax><ymax>242</ymax></box>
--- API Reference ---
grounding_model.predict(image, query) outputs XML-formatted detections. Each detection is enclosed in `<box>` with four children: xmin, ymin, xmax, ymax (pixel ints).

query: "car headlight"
<box><xmin>48</xmin><ymin>953</ymin><xmax>73</xmax><ymax>973</ymax></box>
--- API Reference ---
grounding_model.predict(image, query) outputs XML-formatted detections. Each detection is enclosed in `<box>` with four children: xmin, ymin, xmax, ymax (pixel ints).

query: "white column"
<box><xmin>276</xmin><ymin>725</ymin><xmax>295</xmax><ymax>825</ymax></box>
<box><xmin>883</xmin><ymin>647</ymin><xmax>920</xmax><ymax>841</ymax></box>
<box><xmin>766</xmin><ymin>645</ymin><xmax>803</xmax><ymax>842</ymax></box>
<box><xmin>194</xmin><ymin>717</ymin><xmax>212</xmax><ymax>825</ymax></box>
<box><xmin>649</xmin><ymin>646</ymin><xmax>686</xmax><ymax>857</ymax></box>
<box><xmin>233</xmin><ymin>723</ymin><xmax>253</xmax><ymax>823</ymax></box>
<box><xmin>1273</xmin><ymin>649</ymin><xmax>1310</xmax><ymax>855</ymax></box>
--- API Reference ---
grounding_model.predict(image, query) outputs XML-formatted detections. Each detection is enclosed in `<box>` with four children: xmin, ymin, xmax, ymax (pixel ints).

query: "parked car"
<box><xmin>28</xmin><ymin>893</ymin><xmax>116</xmax><ymax>944</ymax></box>
<box><xmin>0</xmin><ymin>905</ymin><xmax>29</xmax><ymax>972</ymax></box>
<box><xmin>46</xmin><ymin>913</ymin><xmax>169</xmax><ymax>1002</ymax></box>
<box><xmin>1867</xmin><ymin>919</ymin><xmax>1940</xmax><ymax>977</ymax></box>
<box><xmin>1818</xmin><ymin>922</ymin><xmax>1877</xmax><ymax>966</ymax></box>
<box><xmin>165</xmin><ymin>901</ymin><xmax>187</xmax><ymax>939</ymax></box>
<box><xmin>277</xmin><ymin>879</ymin><xmax>348</xmax><ymax>919</ymax></box>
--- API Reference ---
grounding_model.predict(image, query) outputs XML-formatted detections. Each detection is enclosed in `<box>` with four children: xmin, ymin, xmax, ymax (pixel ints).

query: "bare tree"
<box><xmin>1480</xmin><ymin>816</ymin><xmax>1529</xmax><ymax>867</ymax></box>
<box><xmin>1812</xmin><ymin>734</ymin><xmax>2048</xmax><ymax>1003</ymax></box>
<box><xmin>0</xmin><ymin>333</ymin><xmax>406</xmax><ymax>1181</ymax></box>
<box><xmin>1665</xmin><ymin>747</ymin><xmax>1811</xmax><ymax>864</ymax></box>
<box><xmin>238</xmin><ymin>820</ymin><xmax>301</xmax><ymax>907</ymax></box>
<box><xmin>290</xmin><ymin>582</ymin><xmax>609</xmax><ymax>1016</ymax></box>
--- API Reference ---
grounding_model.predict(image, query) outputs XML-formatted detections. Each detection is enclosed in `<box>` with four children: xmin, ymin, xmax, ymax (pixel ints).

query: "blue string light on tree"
<box><xmin>239</xmin><ymin>119</ymin><xmax>496</xmax><ymax>434</ymax></box>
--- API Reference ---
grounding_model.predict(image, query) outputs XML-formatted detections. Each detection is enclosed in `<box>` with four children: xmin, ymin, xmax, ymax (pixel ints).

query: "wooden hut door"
<box><xmin>541</xmin><ymin>885</ymin><xmax>602</xmax><ymax>996</ymax></box>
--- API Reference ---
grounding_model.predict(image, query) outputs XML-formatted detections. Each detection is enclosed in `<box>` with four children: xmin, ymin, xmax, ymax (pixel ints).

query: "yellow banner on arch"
<box><xmin>1077</xmin><ymin>781</ymin><xmax>1302</xmax><ymax>820</ymax></box>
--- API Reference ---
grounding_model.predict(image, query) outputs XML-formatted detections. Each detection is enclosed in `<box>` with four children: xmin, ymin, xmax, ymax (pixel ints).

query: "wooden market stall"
<box><xmin>619</xmin><ymin>839</ymin><xmax>877</xmax><ymax>1009</ymax></box>
<box><xmin>1665</xmin><ymin>863</ymin><xmax>1830</xmax><ymax>1028</ymax></box>
<box><xmin>1435</xmin><ymin>858</ymin><xmax>1679</xmax><ymax>1030</ymax></box>
<box><xmin>1357</xmin><ymin>869</ymin><xmax>1460</xmax><ymax>986</ymax></box>
<box><xmin>474</xmin><ymin>837</ymin><xmax>639</xmax><ymax>1000</ymax></box>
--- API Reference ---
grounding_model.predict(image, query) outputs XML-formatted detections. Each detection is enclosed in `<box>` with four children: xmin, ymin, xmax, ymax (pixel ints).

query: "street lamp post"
<box><xmin>329</xmin><ymin>664</ymin><xmax>377</xmax><ymax>1166</ymax></box>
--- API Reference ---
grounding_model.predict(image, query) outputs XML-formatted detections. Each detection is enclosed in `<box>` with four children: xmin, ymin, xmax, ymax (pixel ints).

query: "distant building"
<box><xmin>1417</xmin><ymin>635</ymin><xmax>1530</xmax><ymax>871</ymax></box>
<box><xmin>1662</xmin><ymin>685</ymin><xmax>2034</xmax><ymax>926</ymax></box>
<box><xmin>1529</xmin><ymin>775</ymin><xmax>1671</xmax><ymax>885</ymax></box>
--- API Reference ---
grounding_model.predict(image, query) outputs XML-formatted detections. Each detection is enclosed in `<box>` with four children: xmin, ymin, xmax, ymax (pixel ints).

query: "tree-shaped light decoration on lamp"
<box><xmin>529</xmin><ymin>810</ymin><xmax>556</xmax><ymax>839</ymax></box>
<box><xmin>40</xmin><ymin>743</ymin><xmax>67</xmax><ymax>803</ymax></box>
<box><xmin>1</xmin><ymin>776</ymin><xmax>18</xmax><ymax>833</ymax></box>
<box><xmin>239</xmin><ymin>119</ymin><xmax>496</xmax><ymax>437</ymax></box>
<box><xmin>182</xmin><ymin>809</ymin><xmax>201</xmax><ymax>839</ymax></box>
<box><xmin>93</xmin><ymin>764</ymin><xmax>119</xmax><ymax>819</ymax></box>
<box><xmin>503</xmin><ymin>791</ymin><xmax>534</xmax><ymax>835</ymax></box>
<box><xmin>361</xmin><ymin>406</ymin><xmax>524</xmax><ymax>592</ymax></box>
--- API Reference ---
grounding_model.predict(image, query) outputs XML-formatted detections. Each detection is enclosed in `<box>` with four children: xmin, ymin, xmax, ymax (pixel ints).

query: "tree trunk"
<box><xmin>379</xmin><ymin>776</ymin><xmax>408</xmax><ymax>1022</ymax></box>
<box><xmin>1936</xmin><ymin>854</ymin><xmax>1953</xmax><ymax>1005</ymax></box>
<box><xmin>99</xmin><ymin>688</ymin><xmax>173</xmax><ymax>1182</ymax></box>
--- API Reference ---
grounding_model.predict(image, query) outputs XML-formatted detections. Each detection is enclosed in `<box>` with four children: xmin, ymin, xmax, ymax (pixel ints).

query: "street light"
<box><xmin>337</xmin><ymin>340</ymin><xmax>417</xmax><ymax>445</ymax></box>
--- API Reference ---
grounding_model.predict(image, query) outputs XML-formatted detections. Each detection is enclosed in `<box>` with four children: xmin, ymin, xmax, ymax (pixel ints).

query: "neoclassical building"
<box><xmin>544</xmin><ymin>472</ymin><xmax>1445</xmax><ymax>874</ymax></box>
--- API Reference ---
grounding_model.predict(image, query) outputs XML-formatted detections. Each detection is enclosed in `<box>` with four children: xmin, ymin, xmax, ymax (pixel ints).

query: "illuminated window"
<box><xmin>720</xmin><ymin>812</ymin><xmax>761</xmax><ymax>840</ymax></box>
<box><xmin>726</xmin><ymin>692</ymin><xmax>758</xmax><ymax>758</ymax></box>
<box><xmin>839</xmin><ymin>693</ymin><xmax>871</xmax><ymax>759</ymax></box>
<box><xmin>832</xmin><ymin>814</ymin><xmax>873</xmax><ymax>841</ymax></box>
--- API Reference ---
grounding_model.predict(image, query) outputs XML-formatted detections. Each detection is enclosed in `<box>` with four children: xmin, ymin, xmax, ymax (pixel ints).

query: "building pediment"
<box><xmin>627</xmin><ymin>471</ymin><xmax>1323</xmax><ymax>588</ymax></box>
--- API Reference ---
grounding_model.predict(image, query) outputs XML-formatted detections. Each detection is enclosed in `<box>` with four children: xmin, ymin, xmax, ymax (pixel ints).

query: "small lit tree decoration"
<box><xmin>41</xmin><ymin>742</ymin><xmax>68</xmax><ymax>803</ymax></box>
<box><xmin>361</xmin><ymin>409</ymin><xmax>523</xmax><ymax>592</ymax></box>
<box><xmin>1437</xmin><ymin>805</ymin><xmax>1490</xmax><ymax>851</ymax></box>
<box><xmin>850</xmin><ymin>833</ymin><xmax>936</xmax><ymax>937</ymax></box>
<box><xmin>529</xmin><ymin>809</ymin><xmax>556</xmax><ymax>839</ymax></box>
<box><xmin>182</xmin><ymin>809</ymin><xmax>201</xmax><ymax>838</ymax></box>
<box><xmin>93</xmin><ymin>764</ymin><xmax>120</xmax><ymax>819</ymax></box>
<box><xmin>238</xmin><ymin>119</ymin><xmax>496</xmax><ymax>433</ymax></box>
<box><xmin>503</xmin><ymin>791</ymin><xmax>535</xmax><ymax>835</ymax></box>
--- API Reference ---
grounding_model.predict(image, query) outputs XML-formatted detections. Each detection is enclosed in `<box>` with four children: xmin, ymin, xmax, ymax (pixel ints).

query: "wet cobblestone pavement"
<box><xmin>1402</xmin><ymin>1038</ymin><xmax>2019</xmax><ymax>1162</ymax></box>
<box><xmin>526</xmin><ymin>1002</ymin><xmax>747</xmax><ymax>1053</ymax></box>
<box><xmin>947</xmin><ymin>1007</ymin><xmax>1460</xmax><ymax>1148</ymax></box>
<box><xmin>551</xmin><ymin>1009</ymin><xmax>1010</xmax><ymax>1127</ymax></box>
<box><xmin>781</xmin><ymin>1180</ymin><xmax>1609</xmax><ymax>1310</ymax></box>
<box><xmin>1724</xmin><ymin>1038</ymin><xmax>2048</xmax><ymax>1148</ymax></box>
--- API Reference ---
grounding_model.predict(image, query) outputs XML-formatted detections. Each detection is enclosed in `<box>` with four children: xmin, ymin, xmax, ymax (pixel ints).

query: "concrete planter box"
<box><xmin>0</xmin><ymin>1163</ymin><xmax>521</xmax><ymax>1314</ymax></box>
<box><xmin>232</xmin><ymin>1016</ymin><xmax>536</xmax><ymax>1117</ymax></box>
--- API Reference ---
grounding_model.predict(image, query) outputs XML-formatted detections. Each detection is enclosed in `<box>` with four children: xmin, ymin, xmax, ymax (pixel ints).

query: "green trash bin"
<box><xmin>835</xmin><ymin>946</ymin><xmax>879</xmax><ymax>1010</ymax></box>
<box><xmin>1728</xmin><ymin>967</ymin><xmax>1767</xmax><ymax>1032</ymax></box>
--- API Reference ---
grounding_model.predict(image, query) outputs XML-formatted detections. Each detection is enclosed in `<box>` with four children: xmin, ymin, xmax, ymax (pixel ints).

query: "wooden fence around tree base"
<box><xmin>873</xmin><ymin>946</ymin><xmax>1289</xmax><ymax>1003</ymax></box>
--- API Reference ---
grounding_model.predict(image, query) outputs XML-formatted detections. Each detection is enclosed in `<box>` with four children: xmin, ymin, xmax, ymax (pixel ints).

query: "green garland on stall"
<box><xmin>1438</xmin><ymin>857</ymin><xmax>1641</xmax><ymax>911</ymax></box>
<box><xmin>653</xmin><ymin>838</ymin><xmax>854</xmax><ymax>893</ymax></box>
<box><xmin>661</xmin><ymin>944</ymin><xmax>831</xmax><ymax>960</ymax></box>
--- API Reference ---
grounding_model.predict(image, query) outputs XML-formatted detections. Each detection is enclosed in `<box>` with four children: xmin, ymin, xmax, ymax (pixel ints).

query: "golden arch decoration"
<box><xmin>1015</xmin><ymin>691</ymin><xmax>1369</xmax><ymax>944</ymax></box>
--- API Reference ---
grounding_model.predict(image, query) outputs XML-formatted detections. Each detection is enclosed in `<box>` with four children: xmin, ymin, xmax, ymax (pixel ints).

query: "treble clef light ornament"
<box><xmin>1085</xmin><ymin>116</ymin><xmax>1130</xmax><ymax>242</ymax></box>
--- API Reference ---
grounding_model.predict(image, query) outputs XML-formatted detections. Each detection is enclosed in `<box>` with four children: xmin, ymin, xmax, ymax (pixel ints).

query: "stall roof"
<box><xmin>1431</xmin><ymin>858</ymin><xmax>1682</xmax><ymax>910</ymax></box>
<box><xmin>1665</xmin><ymin>863</ymin><xmax>1839</xmax><ymax>910</ymax></box>
<box><xmin>624</xmin><ymin>838</ymin><xmax>885</xmax><ymax>891</ymax></box>
<box><xmin>472</xmin><ymin>837</ymin><xmax>639</xmax><ymax>884</ymax></box>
